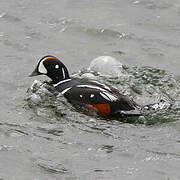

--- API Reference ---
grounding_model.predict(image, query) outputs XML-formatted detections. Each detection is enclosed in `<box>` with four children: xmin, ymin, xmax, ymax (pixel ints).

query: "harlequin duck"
<box><xmin>29</xmin><ymin>55</ymin><xmax>141</xmax><ymax>117</ymax></box>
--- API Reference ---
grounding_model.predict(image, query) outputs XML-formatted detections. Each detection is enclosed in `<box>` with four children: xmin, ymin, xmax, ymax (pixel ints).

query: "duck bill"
<box><xmin>29</xmin><ymin>68</ymin><xmax>41</xmax><ymax>77</ymax></box>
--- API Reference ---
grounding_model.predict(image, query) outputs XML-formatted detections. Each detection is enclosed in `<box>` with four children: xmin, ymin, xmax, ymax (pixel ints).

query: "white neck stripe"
<box><xmin>53</xmin><ymin>79</ymin><xmax>71</xmax><ymax>87</ymax></box>
<box><xmin>62</xmin><ymin>67</ymin><xmax>65</xmax><ymax>79</ymax></box>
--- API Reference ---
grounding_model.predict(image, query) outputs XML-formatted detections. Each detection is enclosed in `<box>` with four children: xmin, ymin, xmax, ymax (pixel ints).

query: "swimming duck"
<box><xmin>29</xmin><ymin>55</ymin><xmax>140</xmax><ymax>117</ymax></box>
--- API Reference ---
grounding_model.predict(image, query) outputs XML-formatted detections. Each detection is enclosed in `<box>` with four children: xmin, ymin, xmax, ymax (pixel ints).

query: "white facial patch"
<box><xmin>80</xmin><ymin>95</ymin><xmax>83</xmax><ymax>98</ymax></box>
<box><xmin>55</xmin><ymin>64</ymin><xmax>59</xmax><ymax>69</ymax></box>
<box><xmin>38</xmin><ymin>59</ymin><xmax>48</xmax><ymax>74</ymax></box>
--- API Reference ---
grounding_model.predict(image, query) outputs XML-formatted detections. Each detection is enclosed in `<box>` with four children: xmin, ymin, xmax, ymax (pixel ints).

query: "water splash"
<box><xmin>88</xmin><ymin>56</ymin><xmax>123</xmax><ymax>77</ymax></box>
<box><xmin>26</xmin><ymin>65</ymin><xmax>180</xmax><ymax>125</ymax></box>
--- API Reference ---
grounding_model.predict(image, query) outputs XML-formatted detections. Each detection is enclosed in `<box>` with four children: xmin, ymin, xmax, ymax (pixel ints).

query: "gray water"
<box><xmin>0</xmin><ymin>0</ymin><xmax>180</xmax><ymax>179</ymax></box>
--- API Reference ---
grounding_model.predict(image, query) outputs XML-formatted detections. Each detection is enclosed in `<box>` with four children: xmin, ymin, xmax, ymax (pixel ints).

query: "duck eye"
<box><xmin>55</xmin><ymin>64</ymin><xmax>59</xmax><ymax>69</ymax></box>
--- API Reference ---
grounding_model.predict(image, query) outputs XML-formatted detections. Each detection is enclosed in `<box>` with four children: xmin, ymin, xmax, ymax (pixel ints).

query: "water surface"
<box><xmin>0</xmin><ymin>0</ymin><xmax>180</xmax><ymax>179</ymax></box>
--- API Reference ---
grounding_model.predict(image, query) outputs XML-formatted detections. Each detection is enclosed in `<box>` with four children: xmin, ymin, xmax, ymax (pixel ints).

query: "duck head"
<box><xmin>29</xmin><ymin>55</ymin><xmax>70</xmax><ymax>84</ymax></box>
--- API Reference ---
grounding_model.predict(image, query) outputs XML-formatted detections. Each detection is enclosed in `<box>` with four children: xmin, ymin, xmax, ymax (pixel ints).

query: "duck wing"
<box><xmin>62</xmin><ymin>82</ymin><xmax>140</xmax><ymax>116</ymax></box>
